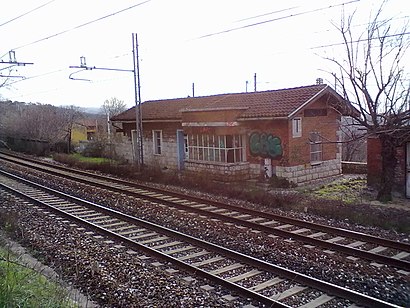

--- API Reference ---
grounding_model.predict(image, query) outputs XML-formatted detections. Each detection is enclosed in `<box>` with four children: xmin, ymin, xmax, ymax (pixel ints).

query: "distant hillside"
<box><xmin>81</xmin><ymin>107</ymin><xmax>101</xmax><ymax>114</ymax></box>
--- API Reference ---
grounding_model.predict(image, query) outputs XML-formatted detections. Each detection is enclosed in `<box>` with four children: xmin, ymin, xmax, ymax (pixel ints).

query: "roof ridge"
<box><xmin>143</xmin><ymin>84</ymin><xmax>327</xmax><ymax>103</ymax></box>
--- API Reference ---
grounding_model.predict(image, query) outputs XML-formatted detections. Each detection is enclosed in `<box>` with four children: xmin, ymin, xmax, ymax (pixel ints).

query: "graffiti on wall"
<box><xmin>249</xmin><ymin>132</ymin><xmax>282</xmax><ymax>159</ymax></box>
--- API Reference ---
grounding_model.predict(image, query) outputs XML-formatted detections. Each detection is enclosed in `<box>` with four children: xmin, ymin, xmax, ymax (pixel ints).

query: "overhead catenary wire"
<box><xmin>0</xmin><ymin>0</ymin><xmax>151</xmax><ymax>57</ymax></box>
<box><xmin>0</xmin><ymin>0</ymin><xmax>57</xmax><ymax>28</ymax></box>
<box><xmin>6</xmin><ymin>68</ymin><xmax>68</xmax><ymax>86</ymax></box>
<box><xmin>234</xmin><ymin>5</ymin><xmax>300</xmax><ymax>23</ymax></box>
<box><xmin>0</xmin><ymin>0</ymin><xmax>406</xmax><ymax>105</ymax></box>
<box><xmin>196</xmin><ymin>0</ymin><xmax>360</xmax><ymax>39</ymax></box>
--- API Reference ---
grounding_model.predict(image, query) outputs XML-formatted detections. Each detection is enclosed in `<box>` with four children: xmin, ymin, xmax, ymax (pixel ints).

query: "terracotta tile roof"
<box><xmin>111</xmin><ymin>84</ymin><xmax>332</xmax><ymax>122</ymax></box>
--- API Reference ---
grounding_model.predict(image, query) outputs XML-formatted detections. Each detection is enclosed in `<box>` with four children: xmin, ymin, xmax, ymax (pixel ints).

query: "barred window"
<box><xmin>153</xmin><ymin>130</ymin><xmax>162</xmax><ymax>155</ymax></box>
<box><xmin>292</xmin><ymin>117</ymin><xmax>302</xmax><ymax>137</ymax></box>
<box><xmin>187</xmin><ymin>134</ymin><xmax>245</xmax><ymax>163</ymax></box>
<box><xmin>310</xmin><ymin>132</ymin><xmax>322</xmax><ymax>163</ymax></box>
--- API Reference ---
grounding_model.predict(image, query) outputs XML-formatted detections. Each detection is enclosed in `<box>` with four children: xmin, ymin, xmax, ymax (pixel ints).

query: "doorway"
<box><xmin>176</xmin><ymin>130</ymin><xmax>186</xmax><ymax>171</ymax></box>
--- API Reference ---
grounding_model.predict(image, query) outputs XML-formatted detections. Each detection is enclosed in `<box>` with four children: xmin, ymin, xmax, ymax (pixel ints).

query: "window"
<box><xmin>187</xmin><ymin>134</ymin><xmax>245</xmax><ymax>163</ymax></box>
<box><xmin>310</xmin><ymin>132</ymin><xmax>322</xmax><ymax>163</ymax></box>
<box><xmin>153</xmin><ymin>130</ymin><xmax>162</xmax><ymax>155</ymax></box>
<box><xmin>292</xmin><ymin>117</ymin><xmax>302</xmax><ymax>138</ymax></box>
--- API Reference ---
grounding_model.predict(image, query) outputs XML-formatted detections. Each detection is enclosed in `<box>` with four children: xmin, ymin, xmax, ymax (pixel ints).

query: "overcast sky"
<box><xmin>0</xmin><ymin>0</ymin><xmax>408</xmax><ymax>109</ymax></box>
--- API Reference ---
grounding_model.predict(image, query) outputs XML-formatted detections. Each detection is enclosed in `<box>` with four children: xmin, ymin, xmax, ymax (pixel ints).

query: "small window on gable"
<box><xmin>292</xmin><ymin>117</ymin><xmax>302</xmax><ymax>138</ymax></box>
<box><xmin>153</xmin><ymin>130</ymin><xmax>162</xmax><ymax>155</ymax></box>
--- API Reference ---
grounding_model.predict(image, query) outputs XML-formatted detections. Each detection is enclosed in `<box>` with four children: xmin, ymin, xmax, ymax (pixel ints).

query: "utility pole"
<box><xmin>68</xmin><ymin>34</ymin><xmax>144</xmax><ymax>170</ymax></box>
<box><xmin>254</xmin><ymin>73</ymin><xmax>257</xmax><ymax>92</ymax></box>
<box><xmin>132</xmin><ymin>33</ymin><xmax>143</xmax><ymax>169</ymax></box>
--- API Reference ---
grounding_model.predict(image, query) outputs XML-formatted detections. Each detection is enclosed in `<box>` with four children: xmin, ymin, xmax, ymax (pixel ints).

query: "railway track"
<box><xmin>1</xmin><ymin>152</ymin><xmax>409</xmax><ymax>274</ymax></box>
<box><xmin>0</xmin><ymin>170</ymin><xmax>401</xmax><ymax>308</ymax></box>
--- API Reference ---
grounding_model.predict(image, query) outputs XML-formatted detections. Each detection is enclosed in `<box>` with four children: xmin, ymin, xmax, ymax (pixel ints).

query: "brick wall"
<box><xmin>341</xmin><ymin>161</ymin><xmax>367</xmax><ymax>174</ymax></box>
<box><xmin>395</xmin><ymin>146</ymin><xmax>406</xmax><ymax>192</ymax></box>
<box><xmin>287</xmin><ymin>100</ymin><xmax>341</xmax><ymax>166</ymax></box>
<box><xmin>367</xmin><ymin>136</ymin><xmax>406</xmax><ymax>192</ymax></box>
<box><xmin>367</xmin><ymin>137</ymin><xmax>382</xmax><ymax>185</ymax></box>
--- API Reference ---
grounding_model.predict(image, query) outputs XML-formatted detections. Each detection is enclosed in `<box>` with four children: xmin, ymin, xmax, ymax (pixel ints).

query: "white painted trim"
<box><xmin>237</xmin><ymin>116</ymin><xmax>288</xmax><ymax>121</ymax></box>
<box><xmin>288</xmin><ymin>85</ymin><xmax>329</xmax><ymax>118</ymax></box>
<box><xmin>181</xmin><ymin>107</ymin><xmax>248</xmax><ymax>112</ymax></box>
<box><xmin>182</xmin><ymin>121</ymin><xmax>239</xmax><ymax>127</ymax></box>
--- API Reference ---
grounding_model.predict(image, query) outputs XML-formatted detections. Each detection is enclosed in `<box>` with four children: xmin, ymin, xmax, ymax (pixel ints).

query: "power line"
<box><xmin>6</xmin><ymin>68</ymin><xmax>67</xmax><ymax>86</ymax></box>
<box><xmin>3</xmin><ymin>0</ymin><xmax>151</xmax><ymax>54</ymax></box>
<box><xmin>0</xmin><ymin>0</ymin><xmax>57</xmax><ymax>28</ymax></box>
<box><xmin>310</xmin><ymin>31</ymin><xmax>410</xmax><ymax>50</ymax></box>
<box><xmin>196</xmin><ymin>0</ymin><xmax>360</xmax><ymax>39</ymax></box>
<box><xmin>235</xmin><ymin>5</ymin><xmax>299</xmax><ymax>23</ymax></box>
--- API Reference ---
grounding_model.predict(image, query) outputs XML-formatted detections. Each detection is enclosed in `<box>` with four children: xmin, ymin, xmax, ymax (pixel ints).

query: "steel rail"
<box><xmin>1</xmin><ymin>153</ymin><xmax>409</xmax><ymax>271</ymax></box>
<box><xmin>0</xmin><ymin>170</ymin><xmax>401</xmax><ymax>308</ymax></box>
<box><xmin>1</xmin><ymin>152</ymin><xmax>408</xmax><ymax>251</ymax></box>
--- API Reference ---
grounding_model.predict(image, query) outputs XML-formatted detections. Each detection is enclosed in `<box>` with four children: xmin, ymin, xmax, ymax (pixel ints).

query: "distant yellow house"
<box><xmin>71</xmin><ymin>118</ymin><xmax>99</xmax><ymax>149</ymax></box>
<box><xmin>71</xmin><ymin>123</ymin><xmax>88</xmax><ymax>147</ymax></box>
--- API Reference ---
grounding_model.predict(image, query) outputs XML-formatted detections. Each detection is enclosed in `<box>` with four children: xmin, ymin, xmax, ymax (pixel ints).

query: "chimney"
<box><xmin>316</xmin><ymin>78</ymin><xmax>323</xmax><ymax>85</ymax></box>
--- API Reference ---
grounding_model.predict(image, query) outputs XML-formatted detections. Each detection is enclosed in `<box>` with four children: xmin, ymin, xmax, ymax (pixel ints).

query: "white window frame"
<box><xmin>187</xmin><ymin>134</ymin><xmax>245</xmax><ymax>163</ymax></box>
<box><xmin>153</xmin><ymin>130</ymin><xmax>162</xmax><ymax>155</ymax></box>
<box><xmin>292</xmin><ymin>117</ymin><xmax>302</xmax><ymax>138</ymax></box>
<box><xmin>184</xmin><ymin>134</ymin><xmax>189</xmax><ymax>157</ymax></box>
<box><xmin>310</xmin><ymin>132</ymin><xmax>322</xmax><ymax>164</ymax></box>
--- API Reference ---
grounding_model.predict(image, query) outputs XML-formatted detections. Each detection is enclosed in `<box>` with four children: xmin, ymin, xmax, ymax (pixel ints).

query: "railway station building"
<box><xmin>110</xmin><ymin>84</ymin><xmax>356</xmax><ymax>185</ymax></box>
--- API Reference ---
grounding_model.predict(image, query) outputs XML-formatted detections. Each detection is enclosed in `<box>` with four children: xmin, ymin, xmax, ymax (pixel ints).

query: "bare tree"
<box><xmin>101</xmin><ymin>97</ymin><xmax>127</xmax><ymax>119</ymax></box>
<box><xmin>328</xmin><ymin>3</ymin><xmax>410</xmax><ymax>201</ymax></box>
<box><xmin>0</xmin><ymin>101</ymin><xmax>83</xmax><ymax>152</ymax></box>
<box><xmin>341</xmin><ymin>117</ymin><xmax>367</xmax><ymax>162</ymax></box>
<box><xmin>59</xmin><ymin>105</ymin><xmax>83</xmax><ymax>152</ymax></box>
<box><xmin>101</xmin><ymin>97</ymin><xmax>127</xmax><ymax>139</ymax></box>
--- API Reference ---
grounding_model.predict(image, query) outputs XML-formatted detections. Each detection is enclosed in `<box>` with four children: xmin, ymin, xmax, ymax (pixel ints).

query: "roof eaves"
<box><xmin>181</xmin><ymin>106</ymin><xmax>249</xmax><ymax>113</ymax></box>
<box><xmin>143</xmin><ymin>119</ymin><xmax>181</xmax><ymax>123</ymax></box>
<box><xmin>287</xmin><ymin>85</ymin><xmax>329</xmax><ymax>119</ymax></box>
<box><xmin>237</xmin><ymin>116</ymin><xmax>288</xmax><ymax>121</ymax></box>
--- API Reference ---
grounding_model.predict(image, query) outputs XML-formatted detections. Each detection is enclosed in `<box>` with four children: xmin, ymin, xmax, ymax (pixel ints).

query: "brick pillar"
<box><xmin>367</xmin><ymin>137</ymin><xmax>381</xmax><ymax>186</ymax></box>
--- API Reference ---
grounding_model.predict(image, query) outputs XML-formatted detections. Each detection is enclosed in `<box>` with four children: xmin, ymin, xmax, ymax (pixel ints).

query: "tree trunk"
<box><xmin>376</xmin><ymin>134</ymin><xmax>397</xmax><ymax>202</ymax></box>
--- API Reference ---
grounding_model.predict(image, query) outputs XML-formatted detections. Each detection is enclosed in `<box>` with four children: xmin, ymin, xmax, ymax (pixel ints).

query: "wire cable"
<box><xmin>235</xmin><ymin>6</ymin><xmax>299</xmax><ymax>23</ymax></box>
<box><xmin>196</xmin><ymin>0</ymin><xmax>360</xmax><ymax>39</ymax></box>
<box><xmin>0</xmin><ymin>0</ymin><xmax>57</xmax><ymax>28</ymax></box>
<box><xmin>6</xmin><ymin>68</ymin><xmax>67</xmax><ymax>85</ymax></box>
<box><xmin>7</xmin><ymin>0</ymin><xmax>151</xmax><ymax>52</ymax></box>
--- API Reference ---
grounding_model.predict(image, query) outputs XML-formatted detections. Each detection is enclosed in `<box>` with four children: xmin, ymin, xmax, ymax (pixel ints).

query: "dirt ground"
<box><xmin>306</xmin><ymin>174</ymin><xmax>409</xmax><ymax>210</ymax></box>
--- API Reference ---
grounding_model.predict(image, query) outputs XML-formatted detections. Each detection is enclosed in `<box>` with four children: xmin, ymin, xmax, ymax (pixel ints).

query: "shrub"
<box><xmin>82</xmin><ymin>140</ymin><xmax>105</xmax><ymax>158</ymax></box>
<box><xmin>268</xmin><ymin>175</ymin><xmax>297</xmax><ymax>188</ymax></box>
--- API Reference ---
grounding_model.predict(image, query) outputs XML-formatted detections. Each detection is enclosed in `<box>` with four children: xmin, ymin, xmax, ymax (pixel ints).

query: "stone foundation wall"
<box><xmin>184</xmin><ymin>161</ymin><xmax>250</xmax><ymax>182</ymax></box>
<box><xmin>275</xmin><ymin>158</ymin><xmax>342</xmax><ymax>185</ymax></box>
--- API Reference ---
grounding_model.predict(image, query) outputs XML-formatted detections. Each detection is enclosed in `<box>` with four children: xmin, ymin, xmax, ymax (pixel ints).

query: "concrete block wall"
<box><xmin>140</xmin><ymin>122</ymin><xmax>182</xmax><ymax>170</ymax></box>
<box><xmin>111</xmin><ymin>138</ymin><xmax>134</xmax><ymax>163</ymax></box>
<box><xmin>185</xmin><ymin>161</ymin><xmax>250</xmax><ymax>182</ymax></box>
<box><xmin>143</xmin><ymin>135</ymin><xmax>178</xmax><ymax>170</ymax></box>
<box><xmin>275</xmin><ymin>158</ymin><xmax>342</xmax><ymax>184</ymax></box>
